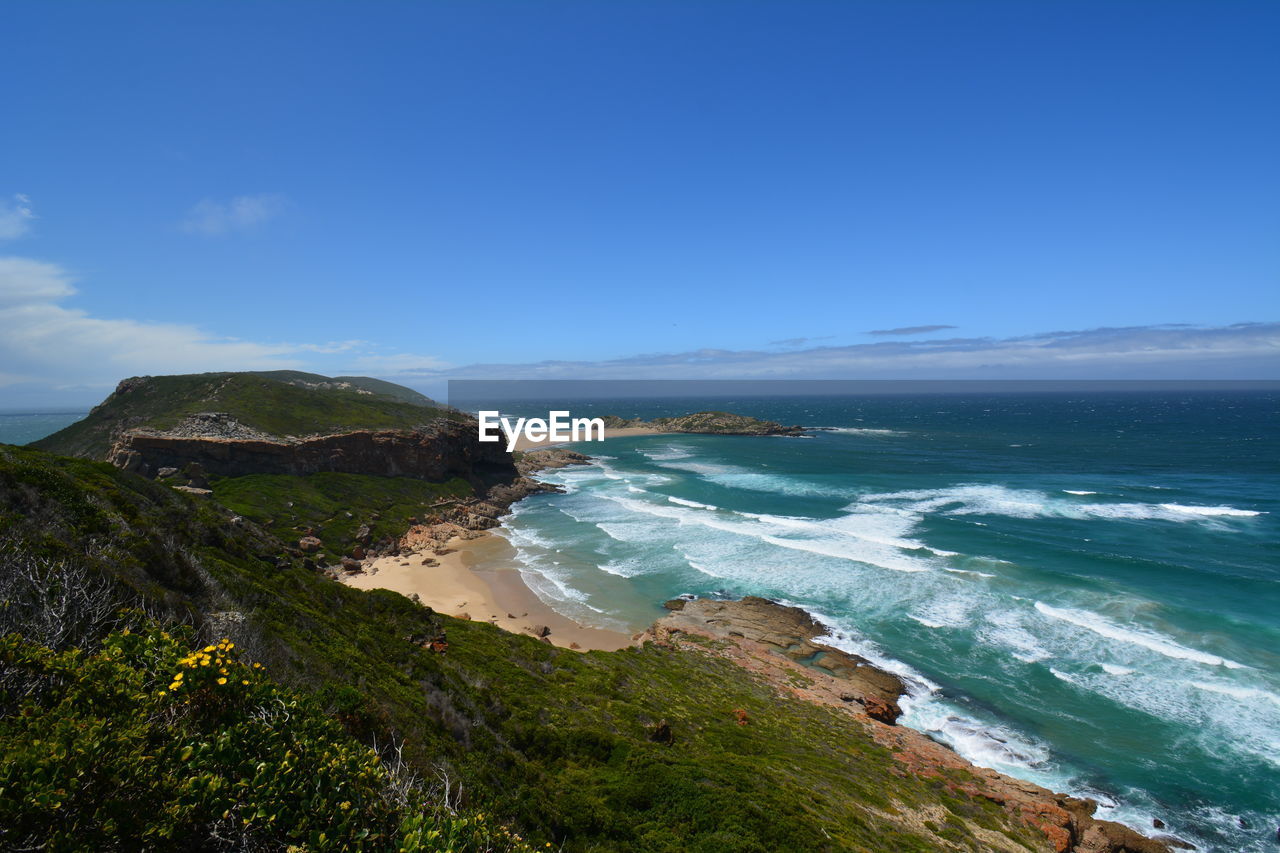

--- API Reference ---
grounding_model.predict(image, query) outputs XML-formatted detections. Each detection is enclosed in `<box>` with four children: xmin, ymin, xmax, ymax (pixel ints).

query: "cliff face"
<box><xmin>107</xmin><ymin>419</ymin><xmax>516</xmax><ymax>487</ymax></box>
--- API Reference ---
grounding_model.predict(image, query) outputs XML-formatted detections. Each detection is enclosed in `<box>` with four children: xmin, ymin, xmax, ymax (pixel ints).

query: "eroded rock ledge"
<box><xmin>108</xmin><ymin>418</ymin><xmax>515</xmax><ymax>485</ymax></box>
<box><xmin>645</xmin><ymin>596</ymin><xmax>1179</xmax><ymax>853</ymax></box>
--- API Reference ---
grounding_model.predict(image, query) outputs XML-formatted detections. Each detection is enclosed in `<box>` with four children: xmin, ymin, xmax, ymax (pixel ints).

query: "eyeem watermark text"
<box><xmin>477</xmin><ymin>411</ymin><xmax>605</xmax><ymax>451</ymax></box>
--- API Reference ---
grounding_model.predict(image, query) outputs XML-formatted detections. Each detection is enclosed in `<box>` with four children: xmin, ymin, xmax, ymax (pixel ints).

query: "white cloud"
<box><xmin>403</xmin><ymin>323</ymin><xmax>1280</xmax><ymax>382</ymax></box>
<box><xmin>0</xmin><ymin>256</ymin><xmax>303</xmax><ymax>386</ymax></box>
<box><xmin>181</xmin><ymin>193</ymin><xmax>286</xmax><ymax>236</ymax></box>
<box><xmin>349</xmin><ymin>353</ymin><xmax>453</xmax><ymax>373</ymax></box>
<box><xmin>0</xmin><ymin>194</ymin><xmax>35</xmax><ymax>240</ymax></box>
<box><xmin>0</xmin><ymin>255</ymin><xmax>453</xmax><ymax>407</ymax></box>
<box><xmin>0</xmin><ymin>257</ymin><xmax>75</xmax><ymax>306</ymax></box>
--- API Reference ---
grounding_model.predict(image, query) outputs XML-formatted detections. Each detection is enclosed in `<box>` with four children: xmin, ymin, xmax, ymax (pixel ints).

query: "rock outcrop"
<box><xmin>653</xmin><ymin>596</ymin><xmax>906</xmax><ymax>722</ymax></box>
<box><xmin>107</xmin><ymin>419</ymin><xmax>515</xmax><ymax>488</ymax></box>
<box><xmin>515</xmin><ymin>447</ymin><xmax>592</xmax><ymax>476</ymax></box>
<box><xmin>645</xmin><ymin>597</ymin><xmax>1175</xmax><ymax>853</ymax></box>
<box><xmin>602</xmin><ymin>411</ymin><xmax>807</xmax><ymax>436</ymax></box>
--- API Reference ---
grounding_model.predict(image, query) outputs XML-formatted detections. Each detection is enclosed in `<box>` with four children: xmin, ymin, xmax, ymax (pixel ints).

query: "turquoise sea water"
<box><xmin>493</xmin><ymin>392</ymin><xmax>1278</xmax><ymax>851</ymax></box>
<box><xmin>0</xmin><ymin>411</ymin><xmax>87</xmax><ymax>446</ymax></box>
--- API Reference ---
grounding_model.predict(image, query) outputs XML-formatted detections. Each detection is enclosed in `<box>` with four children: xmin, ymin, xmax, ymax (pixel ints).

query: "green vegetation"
<box><xmin>0</xmin><ymin>443</ymin><xmax>1047</xmax><ymax>851</ymax></box>
<box><xmin>0</xmin><ymin>624</ymin><xmax>534</xmax><ymax>852</ymax></box>
<box><xmin>212</xmin><ymin>472</ymin><xmax>473</xmax><ymax>561</ymax></box>
<box><xmin>32</xmin><ymin>371</ymin><xmax>457</xmax><ymax>459</ymax></box>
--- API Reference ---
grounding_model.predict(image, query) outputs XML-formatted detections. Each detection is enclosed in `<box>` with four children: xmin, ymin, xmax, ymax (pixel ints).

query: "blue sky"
<box><xmin>2</xmin><ymin>1</ymin><xmax>1277</xmax><ymax>406</ymax></box>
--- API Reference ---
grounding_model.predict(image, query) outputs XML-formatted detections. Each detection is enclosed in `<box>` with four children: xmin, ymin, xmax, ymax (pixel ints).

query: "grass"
<box><xmin>0</xmin><ymin>443</ymin><xmax>1051</xmax><ymax>852</ymax></box>
<box><xmin>32</xmin><ymin>371</ymin><xmax>460</xmax><ymax>459</ymax></box>
<box><xmin>212</xmin><ymin>472</ymin><xmax>473</xmax><ymax>562</ymax></box>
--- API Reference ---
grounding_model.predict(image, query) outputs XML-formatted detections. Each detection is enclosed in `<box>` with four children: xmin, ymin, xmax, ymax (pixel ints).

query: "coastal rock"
<box><xmin>298</xmin><ymin>536</ymin><xmax>322</xmax><ymax>553</ymax></box>
<box><xmin>516</xmin><ymin>448</ymin><xmax>592</xmax><ymax>476</ymax></box>
<box><xmin>340</xmin><ymin>557</ymin><xmax>362</xmax><ymax>573</ymax></box>
<box><xmin>650</xmin><ymin>596</ymin><xmax>905</xmax><ymax>723</ymax></box>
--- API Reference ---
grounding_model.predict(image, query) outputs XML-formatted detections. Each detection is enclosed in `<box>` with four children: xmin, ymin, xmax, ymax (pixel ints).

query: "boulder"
<box><xmin>340</xmin><ymin>557</ymin><xmax>362</xmax><ymax>573</ymax></box>
<box><xmin>298</xmin><ymin>536</ymin><xmax>322</xmax><ymax>553</ymax></box>
<box><xmin>649</xmin><ymin>720</ymin><xmax>674</xmax><ymax>745</ymax></box>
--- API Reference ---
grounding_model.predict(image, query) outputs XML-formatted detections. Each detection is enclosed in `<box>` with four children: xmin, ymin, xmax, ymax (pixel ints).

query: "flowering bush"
<box><xmin>0</xmin><ymin>623</ymin><xmax>536</xmax><ymax>852</ymax></box>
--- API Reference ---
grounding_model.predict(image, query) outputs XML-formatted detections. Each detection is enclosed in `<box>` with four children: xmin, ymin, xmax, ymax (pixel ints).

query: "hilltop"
<box><xmin>26</xmin><ymin>371</ymin><xmax>525</xmax><ymax>570</ymax></box>
<box><xmin>32</xmin><ymin>370</ymin><xmax>453</xmax><ymax>460</ymax></box>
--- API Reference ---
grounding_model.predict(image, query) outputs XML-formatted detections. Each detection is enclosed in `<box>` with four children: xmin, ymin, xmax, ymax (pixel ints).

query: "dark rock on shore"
<box><xmin>515</xmin><ymin>447</ymin><xmax>592</xmax><ymax>476</ymax></box>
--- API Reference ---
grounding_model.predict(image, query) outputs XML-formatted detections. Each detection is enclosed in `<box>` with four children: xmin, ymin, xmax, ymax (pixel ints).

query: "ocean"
<box><xmin>490</xmin><ymin>391</ymin><xmax>1278</xmax><ymax>851</ymax></box>
<box><xmin>0</xmin><ymin>411</ymin><xmax>88</xmax><ymax>447</ymax></box>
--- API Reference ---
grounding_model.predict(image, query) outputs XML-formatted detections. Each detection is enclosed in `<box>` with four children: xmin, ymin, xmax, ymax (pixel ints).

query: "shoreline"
<box><xmin>340</xmin><ymin>529</ymin><xmax>634</xmax><ymax>652</ymax></box>
<box><xmin>338</xmin><ymin>440</ymin><xmax>1184</xmax><ymax>852</ymax></box>
<box><xmin>341</xmin><ymin>433</ymin><xmax>659</xmax><ymax>651</ymax></box>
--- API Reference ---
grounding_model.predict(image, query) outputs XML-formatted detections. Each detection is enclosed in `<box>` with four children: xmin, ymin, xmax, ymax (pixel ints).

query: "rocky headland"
<box><xmin>646</xmin><ymin>597</ymin><xmax>1183</xmax><ymax>853</ymax></box>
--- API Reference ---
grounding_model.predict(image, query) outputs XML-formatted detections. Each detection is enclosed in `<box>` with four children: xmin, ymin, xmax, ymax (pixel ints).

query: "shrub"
<box><xmin>0</xmin><ymin>623</ymin><xmax>535</xmax><ymax>853</ymax></box>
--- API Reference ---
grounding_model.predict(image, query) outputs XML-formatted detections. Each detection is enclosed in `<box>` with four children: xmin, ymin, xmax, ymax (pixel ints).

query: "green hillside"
<box><xmin>0</xmin><ymin>443</ymin><xmax>1050</xmax><ymax>852</ymax></box>
<box><xmin>32</xmin><ymin>371</ymin><xmax>455</xmax><ymax>460</ymax></box>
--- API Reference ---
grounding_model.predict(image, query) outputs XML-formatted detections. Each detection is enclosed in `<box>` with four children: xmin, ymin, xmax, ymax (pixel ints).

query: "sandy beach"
<box><xmin>341</xmin><ymin>530</ymin><xmax>634</xmax><ymax>652</ymax></box>
<box><xmin>510</xmin><ymin>425</ymin><xmax>663</xmax><ymax>451</ymax></box>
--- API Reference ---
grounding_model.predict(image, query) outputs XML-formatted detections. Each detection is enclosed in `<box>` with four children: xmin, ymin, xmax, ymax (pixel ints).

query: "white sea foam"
<box><xmin>1063</xmin><ymin>490</ymin><xmax>1097</xmax><ymax>495</ymax></box>
<box><xmin>824</xmin><ymin>427</ymin><xmax>905</xmax><ymax>436</ymax></box>
<box><xmin>944</xmin><ymin>567</ymin><xmax>997</xmax><ymax>578</ymax></box>
<box><xmin>1188</xmin><ymin>681</ymin><xmax>1280</xmax><ymax>708</ymax></box>
<box><xmin>1101</xmin><ymin>663</ymin><xmax>1134</xmax><ymax>676</ymax></box>
<box><xmin>1034</xmin><ymin>602</ymin><xmax>1246</xmax><ymax>669</ymax></box>
<box><xmin>857</xmin><ymin>484</ymin><xmax>1262</xmax><ymax>525</ymax></box>
<box><xmin>1158</xmin><ymin>503</ymin><xmax>1263</xmax><ymax>518</ymax></box>
<box><xmin>598</xmin><ymin>493</ymin><xmax>940</xmax><ymax>575</ymax></box>
<box><xmin>668</xmin><ymin>496</ymin><xmax>717</xmax><ymax>510</ymax></box>
<box><xmin>640</xmin><ymin>446</ymin><xmax>694</xmax><ymax>461</ymax></box>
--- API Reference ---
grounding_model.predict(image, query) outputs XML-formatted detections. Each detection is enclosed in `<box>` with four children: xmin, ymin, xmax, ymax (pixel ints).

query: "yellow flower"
<box><xmin>242</xmin><ymin>680</ymin><xmax>250</xmax><ymax>686</ymax></box>
<box><xmin>173</xmin><ymin>672</ymin><xmax>183</xmax><ymax>681</ymax></box>
<box><xmin>216</xmin><ymin>677</ymin><xmax>227</xmax><ymax>685</ymax></box>
<box><xmin>158</xmin><ymin>691</ymin><xmax>167</xmax><ymax>697</ymax></box>
<box><xmin>339</xmin><ymin>801</ymin><xmax>351</xmax><ymax>810</ymax></box>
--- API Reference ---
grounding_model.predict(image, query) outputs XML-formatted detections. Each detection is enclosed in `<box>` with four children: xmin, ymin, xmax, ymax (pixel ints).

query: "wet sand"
<box><xmin>341</xmin><ymin>531</ymin><xmax>633</xmax><ymax>652</ymax></box>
